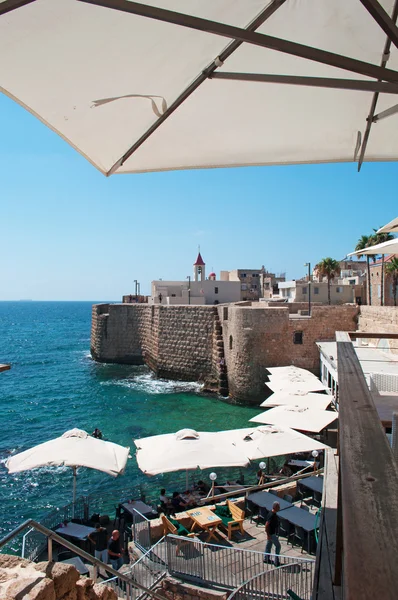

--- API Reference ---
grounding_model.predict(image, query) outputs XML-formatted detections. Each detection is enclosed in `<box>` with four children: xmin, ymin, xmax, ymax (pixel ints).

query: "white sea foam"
<box><xmin>101</xmin><ymin>372</ymin><xmax>203</xmax><ymax>395</ymax></box>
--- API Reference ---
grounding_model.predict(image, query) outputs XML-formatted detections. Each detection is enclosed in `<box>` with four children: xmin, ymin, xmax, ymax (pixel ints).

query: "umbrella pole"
<box><xmin>72</xmin><ymin>466</ymin><xmax>77</xmax><ymax>517</ymax></box>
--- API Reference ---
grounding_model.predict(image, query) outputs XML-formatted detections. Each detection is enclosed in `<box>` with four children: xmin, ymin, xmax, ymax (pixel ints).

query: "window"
<box><xmin>241</xmin><ymin>273</ymin><xmax>247</xmax><ymax>278</ymax></box>
<box><xmin>171</xmin><ymin>294</ymin><xmax>176</xmax><ymax>297</ymax></box>
<box><xmin>223</xmin><ymin>307</ymin><xmax>228</xmax><ymax>320</ymax></box>
<box><xmin>252</xmin><ymin>273</ymin><xmax>259</xmax><ymax>278</ymax></box>
<box><xmin>314</xmin><ymin>287</ymin><xmax>319</xmax><ymax>295</ymax></box>
<box><xmin>302</xmin><ymin>287</ymin><xmax>307</xmax><ymax>295</ymax></box>
<box><xmin>241</xmin><ymin>284</ymin><xmax>247</xmax><ymax>291</ymax></box>
<box><xmin>293</xmin><ymin>331</ymin><xmax>303</xmax><ymax>344</ymax></box>
<box><xmin>336</xmin><ymin>287</ymin><xmax>342</xmax><ymax>293</ymax></box>
<box><xmin>229</xmin><ymin>335</ymin><xmax>233</xmax><ymax>350</ymax></box>
<box><xmin>215</xmin><ymin>287</ymin><xmax>219</xmax><ymax>294</ymax></box>
<box><xmin>349</xmin><ymin>279</ymin><xmax>356</xmax><ymax>285</ymax></box>
<box><xmin>252</xmin><ymin>284</ymin><xmax>257</xmax><ymax>290</ymax></box>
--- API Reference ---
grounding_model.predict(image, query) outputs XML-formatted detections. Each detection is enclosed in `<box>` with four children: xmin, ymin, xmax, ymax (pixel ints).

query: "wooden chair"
<box><xmin>161</xmin><ymin>515</ymin><xmax>196</xmax><ymax>555</ymax></box>
<box><xmin>214</xmin><ymin>501</ymin><xmax>245</xmax><ymax>540</ymax></box>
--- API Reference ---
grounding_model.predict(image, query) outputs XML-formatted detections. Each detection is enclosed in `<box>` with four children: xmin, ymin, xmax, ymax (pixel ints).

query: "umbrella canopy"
<box><xmin>266</xmin><ymin>379</ymin><xmax>328</xmax><ymax>394</ymax></box>
<box><xmin>221</xmin><ymin>425</ymin><xmax>328</xmax><ymax>461</ymax></box>
<box><xmin>250</xmin><ymin>406</ymin><xmax>338</xmax><ymax>433</ymax></box>
<box><xmin>6</xmin><ymin>428</ymin><xmax>130</xmax><ymax>503</ymax></box>
<box><xmin>260</xmin><ymin>392</ymin><xmax>332</xmax><ymax>411</ymax></box>
<box><xmin>134</xmin><ymin>428</ymin><xmax>249</xmax><ymax>475</ymax></box>
<box><xmin>1</xmin><ymin>1</ymin><xmax>398</xmax><ymax>175</ymax></box>
<box><xmin>348</xmin><ymin>238</ymin><xmax>398</xmax><ymax>257</ymax></box>
<box><xmin>266</xmin><ymin>366</ymin><xmax>316</xmax><ymax>377</ymax></box>
<box><xmin>377</xmin><ymin>217</ymin><xmax>398</xmax><ymax>235</ymax></box>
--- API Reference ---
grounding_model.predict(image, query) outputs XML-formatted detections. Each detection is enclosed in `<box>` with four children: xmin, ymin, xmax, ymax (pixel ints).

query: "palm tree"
<box><xmin>315</xmin><ymin>258</ymin><xmax>340</xmax><ymax>305</ymax></box>
<box><xmin>355</xmin><ymin>234</ymin><xmax>373</xmax><ymax>305</ymax></box>
<box><xmin>385</xmin><ymin>257</ymin><xmax>398</xmax><ymax>306</ymax></box>
<box><xmin>372</xmin><ymin>228</ymin><xmax>395</xmax><ymax>306</ymax></box>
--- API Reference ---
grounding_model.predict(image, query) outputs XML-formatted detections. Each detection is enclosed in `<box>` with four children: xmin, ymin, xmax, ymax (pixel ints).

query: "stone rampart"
<box><xmin>358</xmin><ymin>305</ymin><xmax>398</xmax><ymax>354</ymax></box>
<box><xmin>219</xmin><ymin>304</ymin><xmax>359</xmax><ymax>401</ymax></box>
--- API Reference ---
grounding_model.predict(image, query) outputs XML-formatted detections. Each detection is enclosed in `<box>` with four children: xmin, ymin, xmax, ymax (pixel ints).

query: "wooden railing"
<box><xmin>313</xmin><ymin>331</ymin><xmax>398</xmax><ymax>599</ymax></box>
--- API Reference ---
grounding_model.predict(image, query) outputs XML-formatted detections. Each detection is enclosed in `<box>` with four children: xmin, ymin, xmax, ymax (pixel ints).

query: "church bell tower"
<box><xmin>193</xmin><ymin>251</ymin><xmax>205</xmax><ymax>282</ymax></box>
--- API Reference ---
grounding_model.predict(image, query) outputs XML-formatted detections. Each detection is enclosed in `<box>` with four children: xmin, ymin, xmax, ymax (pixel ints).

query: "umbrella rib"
<box><xmin>95</xmin><ymin>0</ymin><xmax>288</xmax><ymax>175</ymax></box>
<box><xmin>0</xmin><ymin>0</ymin><xmax>36</xmax><ymax>16</ymax></box>
<box><xmin>357</xmin><ymin>0</ymin><xmax>398</xmax><ymax>171</ymax></box>
<box><xmin>358</xmin><ymin>0</ymin><xmax>398</xmax><ymax>50</ymax></box>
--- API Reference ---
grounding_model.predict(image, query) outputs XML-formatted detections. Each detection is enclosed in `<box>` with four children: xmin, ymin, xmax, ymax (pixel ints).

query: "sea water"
<box><xmin>0</xmin><ymin>301</ymin><xmax>259</xmax><ymax>537</ymax></box>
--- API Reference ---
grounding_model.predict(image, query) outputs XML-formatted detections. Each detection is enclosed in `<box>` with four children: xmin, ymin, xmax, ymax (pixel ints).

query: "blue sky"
<box><xmin>0</xmin><ymin>93</ymin><xmax>397</xmax><ymax>301</ymax></box>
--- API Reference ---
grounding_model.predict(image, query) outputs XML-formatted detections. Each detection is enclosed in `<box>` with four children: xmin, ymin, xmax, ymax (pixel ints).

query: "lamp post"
<box><xmin>186</xmin><ymin>276</ymin><xmax>191</xmax><ymax>305</ymax></box>
<box><xmin>259</xmin><ymin>461</ymin><xmax>266</xmax><ymax>485</ymax></box>
<box><xmin>304</xmin><ymin>262</ymin><xmax>311</xmax><ymax>316</ymax></box>
<box><xmin>312</xmin><ymin>450</ymin><xmax>319</xmax><ymax>472</ymax></box>
<box><xmin>134</xmin><ymin>279</ymin><xmax>138</xmax><ymax>296</ymax></box>
<box><xmin>209</xmin><ymin>472</ymin><xmax>217</xmax><ymax>497</ymax></box>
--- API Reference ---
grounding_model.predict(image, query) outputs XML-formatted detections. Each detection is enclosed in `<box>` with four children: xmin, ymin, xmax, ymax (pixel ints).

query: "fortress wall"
<box><xmin>358</xmin><ymin>306</ymin><xmax>398</xmax><ymax>354</ymax></box>
<box><xmin>154</xmin><ymin>306</ymin><xmax>218</xmax><ymax>384</ymax></box>
<box><xmin>220</xmin><ymin>304</ymin><xmax>359</xmax><ymax>402</ymax></box>
<box><xmin>91</xmin><ymin>303</ymin><xmax>359</xmax><ymax>402</ymax></box>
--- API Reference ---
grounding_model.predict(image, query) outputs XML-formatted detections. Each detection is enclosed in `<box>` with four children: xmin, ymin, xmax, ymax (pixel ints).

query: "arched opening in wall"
<box><xmin>223</xmin><ymin>307</ymin><xmax>228</xmax><ymax>320</ymax></box>
<box><xmin>229</xmin><ymin>335</ymin><xmax>233</xmax><ymax>350</ymax></box>
<box><xmin>293</xmin><ymin>331</ymin><xmax>303</xmax><ymax>345</ymax></box>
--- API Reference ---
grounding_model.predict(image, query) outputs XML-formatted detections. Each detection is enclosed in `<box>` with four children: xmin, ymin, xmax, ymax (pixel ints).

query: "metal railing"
<box><xmin>0</xmin><ymin>519</ymin><xmax>164</xmax><ymax>599</ymax></box>
<box><xmin>132</xmin><ymin>508</ymin><xmax>152</xmax><ymax>551</ymax></box>
<box><xmin>100</xmin><ymin>537</ymin><xmax>168</xmax><ymax>600</ymax></box>
<box><xmin>228</xmin><ymin>563</ymin><xmax>314</xmax><ymax>600</ymax></box>
<box><xmin>163</xmin><ymin>535</ymin><xmax>314</xmax><ymax>591</ymax></box>
<box><xmin>20</xmin><ymin>497</ymin><xmax>88</xmax><ymax>561</ymax></box>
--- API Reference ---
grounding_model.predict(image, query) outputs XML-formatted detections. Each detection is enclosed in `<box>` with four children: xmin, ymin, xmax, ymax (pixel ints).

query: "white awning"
<box><xmin>1</xmin><ymin>1</ymin><xmax>398</xmax><ymax>175</ymax></box>
<box><xmin>260</xmin><ymin>392</ymin><xmax>332</xmax><ymax>411</ymax></box>
<box><xmin>250</xmin><ymin>406</ymin><xmax>338</xmax><ymax>433</ymax></box>
<box><xmin>377</xmin><ymin>217</ymin><xmax>398</xmax><ymax>234</ymax></box>
<box><xmin>348</xmin><ymin>238</ymin><xmax>398</xmax><ymax>256</ymax></box>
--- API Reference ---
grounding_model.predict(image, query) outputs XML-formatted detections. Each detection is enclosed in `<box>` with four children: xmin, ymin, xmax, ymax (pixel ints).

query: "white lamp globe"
<box><xmin>209</xmin><ymin>472</ymin><xmax>217</xmax><ymax>481</ymax></box>
<box><xmin>312</xmin><ymin>450</ymin><xmax>319</xmax><ymax>458</ymax></box>
<box><xmin>259</xmin><ymin>462</ymin><xmax>266</xmax><ymax>470</ymax></box>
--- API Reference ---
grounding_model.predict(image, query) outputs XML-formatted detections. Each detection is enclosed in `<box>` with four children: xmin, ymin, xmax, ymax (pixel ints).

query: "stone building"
<box><xmin>149</xmin><ymin>252</ymin><xmax>241</xmax><ymax>305</ymax></box>
<box><xmin>220</xmin><ymin>267</ymin><xmax>285</xmax><ymax>301</ymax></box>
<box><xmin>369</xmin><ymin>255</ymin><xmax>397</xmax><ymax>306</ymax></box>
<box><xmin>278</xmin><ymin>279</ymin><xmax>357</xmax><ymax>304</ymax></box>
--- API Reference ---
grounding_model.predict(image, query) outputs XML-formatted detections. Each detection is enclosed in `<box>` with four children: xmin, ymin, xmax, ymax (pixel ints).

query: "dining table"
<box><xmin>187</xmin><ymin>507</ymin><xmax>222</xmax><ymax>542</ymax></box>
<box><xmin>247</xmin><ymin>491</ymin><xmax>292</xmax><ymax>512</ymax></box>
<box><xmin>279</xmin><ymin>505</ymin><xmax>318</xmax><ymax>553</ymax></box>
<box><xmin>61</xmin><ymin>556</ymin><xmax>90</xmax><ymax>575</ymax></box>
<box><xmin>121</xmin><ymin>500</ymin><xmax>157</xmax><ymax>518</ymax></box>
<box><xmin>55</xmin><ymin>523</ymin><xmax>96</xmax><ymax>540</ymax></box>
<box><xmin>298</xmin><ymin>476</ymin><xmax>324</xmax><ymax>495</ymax></box>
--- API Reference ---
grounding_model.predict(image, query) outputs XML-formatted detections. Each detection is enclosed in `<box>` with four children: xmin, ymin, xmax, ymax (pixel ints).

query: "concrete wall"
<box><xmin>358</xmin><ymin>306</ymin><xmax>398</xmax><ymax>354</ymax></box>
<box><xmin>279</xmin><ymin>281</ymin><xmax>356</xmax><ymax>304</ymax></box>
<box><xmin>150</xmin><ymin>280</ymin><xmax>241</xmax><ymax>305</ymax></box>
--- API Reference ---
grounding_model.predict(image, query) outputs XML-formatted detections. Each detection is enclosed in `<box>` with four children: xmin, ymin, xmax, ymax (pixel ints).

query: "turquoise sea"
<box><xmin>0</xmin><ymin>302</ymin><xmax>260</xmax><ymax>538</ymax></box>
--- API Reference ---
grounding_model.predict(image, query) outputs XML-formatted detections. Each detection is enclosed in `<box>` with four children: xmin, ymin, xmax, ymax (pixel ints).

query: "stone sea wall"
<box><xmin>91</xmin><ymin>303</ymin><xmax>359</xmax><ymax>403</ymax></box>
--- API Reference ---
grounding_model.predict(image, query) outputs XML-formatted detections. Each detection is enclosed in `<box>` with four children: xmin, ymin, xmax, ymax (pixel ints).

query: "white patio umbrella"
<box><xmin>348</xmin><ymin>238</ymin><xmax>398</xmax><ymax>257</ymax></box>
<box><xmin>6</xmin><ymin>429</ymin><xmax>130</xmax><ymax>505</ymax></box>
<box><xmin>134</xmin><ymin>428</ymin><xmax>249</xmax><ymax>476</ymax></box>
<box><xmin>250</xmin><ymin>406</ymin><xmax>338</xmax><ymax>433</ymax></box>
<box><xmin>377</xmin><ymin>218</ymin><xmax>398</xmax><ymax>235</ymax></box>
<box><xmin>266</xmin><ymin>379</ymin><xmax>328</xmax><ymax>394</ymax></box>
<box><xmin>260</xmin><ymin>392</ymin><xmax>332</xmax><ymax>411</ymax></box>
<box><xmin>219</xmin><ymin>425</ymin><xmax>328</xmax><ymax>461</ymax></box>
<box><xmin>1</xmin><ymin>1</ymin><xmax>398</xmax><ymax>175</ymax></box>
<box><xmin>266</xmin><ymin>367</ymin><xmax>316</xmax><ymax>377</ymax></box>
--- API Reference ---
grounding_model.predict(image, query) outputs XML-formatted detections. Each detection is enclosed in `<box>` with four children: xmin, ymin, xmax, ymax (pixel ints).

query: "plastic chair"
<box><xmin>289</xmin><ymin>525</ymin><xmax>306</xmax><ymax>553</ymax></box>
<box><xmin>300</xmin><ymin>505</ymin><xmax>310</xmax><ymax>512</ymax></box>
<box><xmin>283</xmin><ymin>494</ymin><xmax>293</xmax><ymax>503</ymax></box>
<box><xmin>278</xmin><ymin>517</ymin><xmax>292</xmax><ymax>539</ymax></box>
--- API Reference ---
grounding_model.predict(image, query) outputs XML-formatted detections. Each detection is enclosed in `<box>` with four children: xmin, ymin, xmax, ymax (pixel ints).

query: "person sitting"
<box><xmin>159</xmin><ymin>488</ymin><xmax>170</xmax><ymax>509</ymax></box>
<box><xmin>279</xmin><ymin>461</ymin><xmax>293</xmax><ymax>478</ymax></box>
<box><xmin>194</xmin><ymin>480</ymin><xmax>210</xmax><ymax>495</ymax></box>
<box><xmin>171</xmin><ymin>491</ymin><xmax>189</xmax><ymax>512</ymax></box>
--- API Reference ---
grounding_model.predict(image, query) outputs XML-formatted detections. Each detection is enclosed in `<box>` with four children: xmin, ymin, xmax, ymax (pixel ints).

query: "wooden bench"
<box><xmin>161</xmin><ymin>515</ymin><xmax>196</xmax><ymax>555</ymax></box>
<box><xmin>214</xmin><ymin>501</ymin><xmax>245</xmax><ymax>540</ymax></box>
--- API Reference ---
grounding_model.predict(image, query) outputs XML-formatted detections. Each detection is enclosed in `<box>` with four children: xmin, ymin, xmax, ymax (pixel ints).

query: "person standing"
<box><xmin>264</xmin><ymin>501</ymin><xmax>281</xmax><ymax>566</ymax></box>
<box><xmin>108</xmin><ymin>530</ymin><xmax>124</xmax><ymax>570</ymax></box>
<box><xmin>88</xmin><ymin>523</ymin><xmax>108</xmax><ymax>563</ymax></box>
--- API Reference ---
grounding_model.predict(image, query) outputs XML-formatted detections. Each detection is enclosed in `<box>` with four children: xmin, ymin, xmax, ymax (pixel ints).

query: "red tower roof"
<box><xmin>194</xmin><ymin>252</ymin><xmax>205</xmax><ymax>266</ymax></box>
